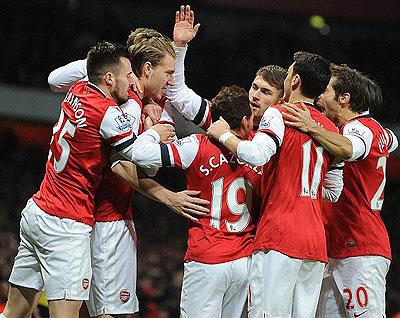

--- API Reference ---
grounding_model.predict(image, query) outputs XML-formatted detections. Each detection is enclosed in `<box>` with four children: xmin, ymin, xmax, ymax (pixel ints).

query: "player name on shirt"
<box><xmin>199</xmin><ymin>152</ymin><xmax>263</xmax><ymax>176</ymax></box>
<box><xmin>63</xmin><ymin>91</ymin><xmax>87</xmax><ymax>128</ymax></box>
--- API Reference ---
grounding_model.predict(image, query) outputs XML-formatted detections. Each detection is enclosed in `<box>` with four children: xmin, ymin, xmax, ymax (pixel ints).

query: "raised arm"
<box><xmin>165</xmin><ymin>5</ymin><xmax>211</xmax><ymax>130</ymax></box>
<box><xmin>48</xmin><ymin>59</ymin><xmax>88</xmax><ymax>92</ymax></box>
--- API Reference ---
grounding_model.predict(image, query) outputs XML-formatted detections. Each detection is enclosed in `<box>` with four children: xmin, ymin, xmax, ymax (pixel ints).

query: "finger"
<box><xmin>185</xmin><ymin>5</ymin><xmax>191</xmax><ymax>22</ymax></box>
<box><xmin>186</xmin><ymin>197</ymin><xmax>210</xmax><ymax>206</ymax></box>
<box><xmin>182</xmin><ymin>207</ymin><xmax>208</xmax><ymax>216</ymax></box>
<box><xmin>180</xmin><ymin>5</ymin><xmax>185</xmax><ymax>21</ymax></box>
<box><xmin>284</xmin><ymin>120</ymin><xmax>300</xmax><ymax>127</ymax></box>
<box><xmin>281</xmin><ymin>105</ymin><xmax>297</xmax><ymax>115</ymax></box>
<box><xmin>282</xmin><ymin>103</ymin><xmax>298</xmax><ymax>111</ymax></box>
<box><xmin>175</xmin><ymin>11</ymin><xmax>179</xmax><ymax>24</ymax></box>
<box><xmin>193</xmin><ymin>23</ymin><xmax>200</xmax><ymax>34</ymax></box>
<box><xmin>300</xmin><ymin>101</ymin><xmax>308</xmax><ymax>111</ymax></box>
<box><xmin>189</xmin><ymin>10</ymin><xmax>194</xmax><ymax>25</ymax></box>
<box><xmin>281</xmin><ymin>113</ymin><xmax>297</xmax><ymax>121</ymax></box>
<box><xmin>181</xmin><ymin>211</ymin><xmax>199</xmax><ymax>222</ymax></box>
<box><xmin>184</xmin><ymin>203</ymin><xmax>209</xmax><ymax>213</ymax></box>
<box><xmin>183</xmin><ymin>190</ymin><xmax>201</xmax><ymax>195</ymax></box>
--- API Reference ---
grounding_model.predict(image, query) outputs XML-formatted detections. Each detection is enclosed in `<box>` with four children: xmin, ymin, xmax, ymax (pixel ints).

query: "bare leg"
<box><xmin>3</xmin><ymin>284</ymin><xmax>42</xmax><ymax>318</ymax></box>
<box><xmin>48</xmin><ymin>299</ymin><xmax>82</xmax><ymax>318</ymax></box>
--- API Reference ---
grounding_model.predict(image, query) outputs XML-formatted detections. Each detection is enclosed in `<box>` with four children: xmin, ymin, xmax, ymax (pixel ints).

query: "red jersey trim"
<box><xmin>170</xmin><ymin>143</ymin><xmax>182</xmax><ymax>168</ymax></box>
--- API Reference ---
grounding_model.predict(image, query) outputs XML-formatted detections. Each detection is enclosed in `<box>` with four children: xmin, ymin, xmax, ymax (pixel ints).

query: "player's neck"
<box><xmin>288</xmin><ymin>91</ymin><xmax>314</xmax><ymax>104</ymax></box>
<box><xmin>96</xmin><ymin>83</ymin><xmax>114</xmax><ymax>101</ymax></box>
<box><xmin>342</xmin><ymin>107</ymin><xmax>365</xmax><ymax>125</ymax></box>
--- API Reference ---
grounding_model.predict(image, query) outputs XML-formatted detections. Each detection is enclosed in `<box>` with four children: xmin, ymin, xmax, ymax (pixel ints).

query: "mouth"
<box><xmin>250</xmin><ymin>102</ymin><xmax>259</xmax><ymax>109</ymax></box>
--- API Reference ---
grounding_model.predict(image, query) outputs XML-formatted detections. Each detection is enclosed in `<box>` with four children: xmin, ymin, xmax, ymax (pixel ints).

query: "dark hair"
<box><xmin>126</xmin><ymin>28</ymin><xmax>175</xmax><ymax>77</ymax></box>
<box><xmin>87</xmin><ymin>41</ymin><xmax>129</xmax><ymax>84</ymax></box>
<box><xmin>256</xmin><ymin>65</ymin><xmax>287</xmax><ymax>96</ymax></box>
<box><xmin>331</xmin><ymin>64</ymin><xmax>381</xmax><ymax>113</ymax></box>
<box><xmin>293</xmin><ymin>51</ymin><xmax>331</xmax><ymax>99</ymax></box>
<box><xmin>364</xmin><ymin>76</ymin><xmax>383</xmax><ymax>113</ymax></box>
<box><xmin>211</xmin><ymin>85</ymin><xmax>251</xmax><ymax>130</ymax></box>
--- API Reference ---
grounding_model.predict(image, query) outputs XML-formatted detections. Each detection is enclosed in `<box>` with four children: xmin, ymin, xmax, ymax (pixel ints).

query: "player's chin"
<box><xmin>116</xmin><ymin>96</ymin><xmax>129</xmax><ymax>106</ymax></box>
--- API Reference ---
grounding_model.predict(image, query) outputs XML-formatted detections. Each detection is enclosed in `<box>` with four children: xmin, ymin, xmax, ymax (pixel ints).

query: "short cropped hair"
<box><xmin>256</xmin><ymin>65</ymin><xmax>287</xmax><ymax>96</ymax></box>
<box><xmin>127</xmin><ymin>28</ymin><xmax>176</xmax><ymax>77</ymax></box>
<box><xmin>293</xmin><ymin>51</ymin><xmax>331</xmax><ymax>99</ymax></box>
<box><xmin>211</xmin><ymin>85</ymin><xmax>251</xmax><ymax>130</ymax></box>
<box><xmin>87</xmin><ymin>41</ymin><xmax>129</xmax><ymax>85</ymax></box>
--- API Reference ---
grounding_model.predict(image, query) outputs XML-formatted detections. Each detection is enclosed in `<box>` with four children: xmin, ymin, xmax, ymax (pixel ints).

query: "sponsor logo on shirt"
<box><xmin>259</xmin><ymin>116</ymin><xmax>273</xmax><ymax>129</ymax></box>
<box><xmin>348</xmin><ymin>127</ymin><xmax>365</xmax><ymax>137</ymax></box>
<box><xmin>174</xmin><ymin>138</ymin><xmax>192</xmax><ymax>147</ymax></box>
<box><xmin>115</xmin><ymin>114</ymin><xmax>134</xmax><ymax>132</ymax></box>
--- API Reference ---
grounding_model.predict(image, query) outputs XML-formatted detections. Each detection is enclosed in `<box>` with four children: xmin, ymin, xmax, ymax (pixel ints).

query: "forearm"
<box><xmin>48</xmin><ymin>59</ymin><xmax>88</xmax><ymax>92</ymax></box>
<box><xmin>112</xmin><ymin>161</ymin><xmax>174</xmax><ymax>205</ymax></box>
<box><xmin>117</xmin><ymin>129</ymin><xmax>163</xmax><ymax>169</ymax></box>
<box><xmin>165</xmin><ymin>46</ymin><xmax>204</xmax><ymax>121</ymax></box>
<box><xmin>322</xmin><ymin>163</ymin><xmax>344</xmax><ymax>202</ymax></box>
<box><xmin>308</xmin><ymin>124</ymin><xmax>353</xmax><ymax>160</ymax></box>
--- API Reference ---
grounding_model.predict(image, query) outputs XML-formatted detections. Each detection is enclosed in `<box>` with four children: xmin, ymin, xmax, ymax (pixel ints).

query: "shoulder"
<box><xmin>309</xmin><ymin>108</ymin><xmax>338</xmax><ymax>133</ymax></box>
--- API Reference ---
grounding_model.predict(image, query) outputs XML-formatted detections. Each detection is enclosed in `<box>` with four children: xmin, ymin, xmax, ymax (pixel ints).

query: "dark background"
<box><xmin>0</xmin><ymin>0</ymin><xmax>399</xmax><ymax>317</ymax></box>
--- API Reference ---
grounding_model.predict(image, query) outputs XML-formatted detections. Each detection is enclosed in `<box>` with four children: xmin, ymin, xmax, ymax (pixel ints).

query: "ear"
<box><xmin>339</xmin><ymin>93</ymin><xmax>350</xmax><ymax>106</ymax></box>
<box><xmin>104</xmin><ymin>72</ymin><xmax>114</xmax><ymax>86</ymax></box>
<box><xmin>143</xmin><ymin>61</ymin><xmax>152</xmax><ymax>77</ymax></box>
<box><xmin>292</xmin><ymin>74</ymin><xmax>300</xmax><ymax>90</ymax></box>
<box><xmin>241</xmin><ymin>115</ymin><xmax>252</xmax><ymax>129</ymax></box>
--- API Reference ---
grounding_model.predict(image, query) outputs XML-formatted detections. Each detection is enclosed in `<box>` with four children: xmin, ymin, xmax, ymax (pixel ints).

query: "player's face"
<box><xmin>113</xmin><ymin>57</ymin><xmax>134</xmax><ymax>106</ymax></box>
<box><xmin>318</xmin><ymin>77</ymin><xmax>341</xmax><ymax>125</ymax></box>
<box><xmin>147</xmin><ymin>54</ymin><xmax>175</xmax><ymax>101</ymax></box>
<box><xmin>282</xmin><ymin>63</ymin><xmax>295</xmax><ymax>102</ymax></box>
<box><xmin>249</xmin><ymin>75</ymin><xmax>282</xmax><ymax>126</ymax></box>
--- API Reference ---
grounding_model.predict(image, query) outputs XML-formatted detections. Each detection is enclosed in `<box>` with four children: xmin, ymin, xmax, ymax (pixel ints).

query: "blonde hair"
<box><xmin>127</xmin><ymin>28</ymin><xmax>176</xmax><ymax>77</ymax></box>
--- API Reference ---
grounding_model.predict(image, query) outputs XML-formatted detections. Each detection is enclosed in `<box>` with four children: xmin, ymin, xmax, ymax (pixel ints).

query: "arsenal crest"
<box><xmin>120</xmin><ymin>289</ymin><xmax>130</xmax><ymax>303</ymax></box>
<box><xmin>82</xmin><ymin>278</ymin><xmax>90</xmax><ymax>290</ymax></box>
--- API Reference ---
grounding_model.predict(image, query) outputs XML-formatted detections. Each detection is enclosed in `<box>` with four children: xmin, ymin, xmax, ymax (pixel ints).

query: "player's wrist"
<box><xmin>219</xmin><ymin>131</ymin><xmax>234</xmax><ymax>144</ymax></box>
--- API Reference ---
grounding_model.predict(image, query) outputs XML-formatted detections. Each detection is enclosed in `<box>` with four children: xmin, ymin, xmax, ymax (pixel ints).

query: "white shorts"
<box><xmin>180</xmin><ymin>256</ymin><xmax>251</xmax><ymax>318</ymax></box>
<box><xmin>86</xmin><ymin>219</ymin><xmax>139</xmax><ymax>317</ymax></box>
<box><xmin>9</xmin><ymin>198</ymin><xmax>92</xmax><ymax>301</ymax></box>
<box><xmin>316</xmin><ymin>256</ymin><xmax>390</xmax><ymax>318</ymax></box>
<box><xmin>248</xmin><ymin>249</ymin><xmax>325</xmax><ymax>318</ymax></box>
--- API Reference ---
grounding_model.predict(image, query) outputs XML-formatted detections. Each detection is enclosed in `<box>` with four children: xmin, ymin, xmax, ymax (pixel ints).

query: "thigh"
<box><xmin>221</xmin><ymin>256</ymin><xmax>251</xmax><ymax>318</ymax></box>
<box><xmin>292</xmin><ymin>259</ymin><xmax>325</xmax><ymax>318</ymax></box>
<box><xmin>87</xmin><ymin>220</ymin><xmax>139</xmax><ymax>317</ymax></box>
<box><xmin>316</xmin><ymin>269</ymin><xmax>346</xmax><ymax>318</ymax></box>
<box><xmin>8</xmin><ymin>199</ymin><xmax>44</xmax><ymax>292</ymax></box>
<box><xmin>180</xmin><ymin>260</ymin><xmax>231</xmax><ymax>318</ymax></box>
<box><xmin>33</xmin><ymin>207</ymin><xmax>92</xmax><ymax>301</ymax></box>
<box><xmin>248</xmin><ymin>250</ymin><xmax>301</xmax><ymax>318</ymax></box>
<box><xmin>331</xmin><ymin>256</ymin><xmax>390</xmax><ymax>318</ymax></box>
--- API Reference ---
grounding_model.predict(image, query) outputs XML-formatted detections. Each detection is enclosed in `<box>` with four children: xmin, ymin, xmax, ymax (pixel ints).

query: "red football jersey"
<box><xmin>93</xmin><ymin>90</ymin><xmax>143</xmax><ymax>222</ymax></box>
<box><xmin>33</xmin><ymin>81</ymin><xmax>135</xmax><ymax>226</ymax></box>
<box><xmin>254</xmin><ymin>102</ymin><xmax>337</xmax><ymax>262</ymax></box>
<box><xmin>325</xmin><ymin>115</ymin><xmax>394</xmax><ymax>260</ymax></box>
<box><xmin>162</xmin><ymin>134</ymin><xmax>262</xmax><ymax>264</ymax></box>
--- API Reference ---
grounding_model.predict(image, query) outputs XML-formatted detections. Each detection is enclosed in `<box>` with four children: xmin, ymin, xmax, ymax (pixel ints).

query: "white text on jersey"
<box><xmin>63</xmin><ymin>92</ymin><xmax>87</xmax><ymax>128</ymax></box>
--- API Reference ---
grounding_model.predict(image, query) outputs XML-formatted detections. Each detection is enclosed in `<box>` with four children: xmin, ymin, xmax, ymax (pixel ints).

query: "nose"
<box><xmin>167</xmin><ymin>78</ymin><xmax>175</xmax><ymax>86</ymax></box>
<box><xmin>253</xmin><ymin>89</ymin><xmax>261</xmax><ymax>99</ymax></box>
